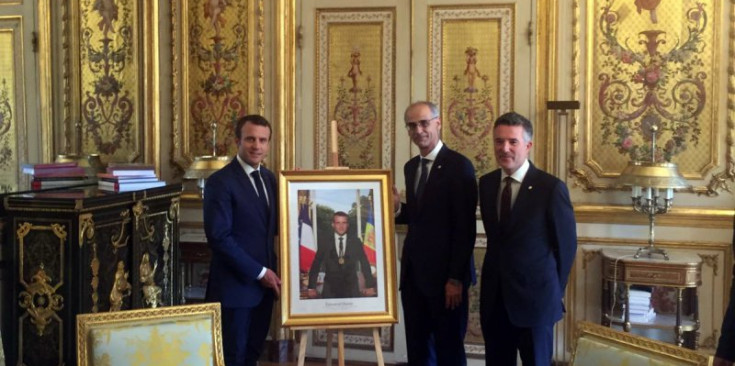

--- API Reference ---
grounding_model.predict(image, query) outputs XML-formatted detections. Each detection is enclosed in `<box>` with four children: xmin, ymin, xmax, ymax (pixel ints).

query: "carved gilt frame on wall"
<box><xmin>63</xmin><ymin>0</ymin><xmax>159</xmax><ymax>166</ymax></box>
<box><xmin>428</xmin><ymin>4</ymin><xmax>514</xmax><ymax>178</ymax></box>
<box><xmin>0</xmin><ymin>17</ymin><xmax>26</xmax><ymax>192</ymax></box>
<box><xmin>171</xmin><ymin>0</ymin><xmax>265</xmax><ymax>173</ymax></box>
<box><xmin>313</xmin><ymin>8</ymin><xmax>396</xmax><ymax>170</ymax></box>
<box><xmin>571</xmin><ymin>0</ymin><xmax>734</xmax><ymax>196</ymax></box>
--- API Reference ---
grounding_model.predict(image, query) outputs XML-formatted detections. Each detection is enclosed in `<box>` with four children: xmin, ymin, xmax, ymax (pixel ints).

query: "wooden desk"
<box><xmin>601</xmin><ymin>248</ymin><xmax>702</xmax><ymax>349</ymax></box>
<box><xmin>1</xmin><ymin>184</ymin><xmax>182</xmax><ymax>366</ymax></box>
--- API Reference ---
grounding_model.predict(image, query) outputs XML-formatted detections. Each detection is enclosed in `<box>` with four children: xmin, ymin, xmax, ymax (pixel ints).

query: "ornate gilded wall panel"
<box><xmin>428</xmin><ymin>5</ymin><xmax>514</xmax><ymax>177</ymax></box>
<box><xmin>171</xmin><ymin>0</ymin><xmax>264</xmax><ymax>171</ymax></box>
<box><xmin>465</xmin><ymin>234</ymin><xmax>486</xmax><ymax>358</ymax></box>
<box><xmin>64</xmin><ymin>0</ymin><xmax>158</xmax><ymax>165</ymax></box>
<box><xmin>571</xmin><ymin>0</ymin><xmax>733</xmax><ymax>195</ymax></box>
<box><xmin>314</xmin><ymin>8</ymin><xmax>395</xmax><ymax>169</ymax></box>
<box><xmin>0</xmin><ymin>17</ymin><xmax>26</xmax><ymax>192</ymax></box>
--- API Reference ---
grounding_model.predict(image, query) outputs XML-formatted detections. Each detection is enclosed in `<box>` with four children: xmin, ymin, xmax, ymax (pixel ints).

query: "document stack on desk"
<box><xmin>23</xmin><ymin>162</ymin><xmax>94</xmax><ymax>190</ymax></box>
<box><xmin>97</xmin><ymin>164</ymin><xmax>165</xmax><ymax>192</ymax></box>
<box><xmin>628</xmin><ymin>288</ymin><xmax>656</xmax><ymax>323</ymax></box>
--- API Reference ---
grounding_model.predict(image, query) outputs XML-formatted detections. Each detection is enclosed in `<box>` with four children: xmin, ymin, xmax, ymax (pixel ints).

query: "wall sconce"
<box><xmin>617</xmin><ymin>126</ymin><xmax>690</xmax><ymax>260</ymax></box>
<box><xmin>183</xmin><ymin>121</ymin><xmax>230</xmax><ymax>197</ymax></box>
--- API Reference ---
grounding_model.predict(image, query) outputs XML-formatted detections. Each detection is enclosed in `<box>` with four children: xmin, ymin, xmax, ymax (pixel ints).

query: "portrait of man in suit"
<box><xmin>203</xmin><ymin>114</ymin><xmax>281</xmax><ymax>366</ymax></box>
<box><xmin>307</xmin><ymin>211</ymin><xmax>377</xmax><ymax>299</ymax></box>
<box><xmin>478</xmin><ymin>112</ymin><xmax>577</xmax><ymax>365</ymax></box>
<box><xmin>393</xmin><ymin>101</ymin><xmax>478</xmax><ymax>365</ymax></box>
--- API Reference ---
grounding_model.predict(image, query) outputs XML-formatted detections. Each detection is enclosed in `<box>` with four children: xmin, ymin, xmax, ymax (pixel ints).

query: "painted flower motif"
<box><xmin>620</xmin><ymin>51</ymin><xmax>634</xmax><ymax>64</ymax></box>
<box><xmin>202</xmin><ymin>73</ymin><xmax>233</xmax><ymax>97</ymax></box>
<box><xmin>621</xmin><ymin>136</ymin><xmax>633</xmax><ymax>150</ymax></box>
<box><xmin>94</xmin><ymin>75</ymin><xmax>121</xmax><ymax>98</ymax></box>
<box><xmin>689</xmin><ymin>3</ymin><xmax>705</xmax><ymax>22</ymax></box>
<box><xmin>644</xmin><ymin>67</ymin><xmax>660</xmax><ymax>84</ymax></box>
<box><xmin>605</xmin><ymin>12</ymin><xmax>617</xmax><ymax>24</ymax></box>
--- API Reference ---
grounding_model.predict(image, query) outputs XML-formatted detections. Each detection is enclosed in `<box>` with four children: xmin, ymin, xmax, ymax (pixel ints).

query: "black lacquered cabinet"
<box><xmin>1</xmin><ymin>184</ymin><xmax>182</xmax><ymax>366</ymax></box>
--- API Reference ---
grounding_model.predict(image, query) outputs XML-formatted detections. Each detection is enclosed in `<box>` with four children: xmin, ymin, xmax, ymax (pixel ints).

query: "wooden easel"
<box><xmin>292</xmin><ymin>323</ymin><xmax>389</xmax><ymax>366</ymax></box>
<box><xmin>291</xmin><ymin>122</ymin><xmax>385</xmax><ymax>365</ymax></box>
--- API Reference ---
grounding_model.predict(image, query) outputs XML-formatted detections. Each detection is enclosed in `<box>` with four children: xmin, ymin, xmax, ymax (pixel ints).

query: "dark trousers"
<box><xmin>481</xmin><ymin>292</ymin><xmax>553</xmax><ymax>366</ymax></box>
<box><xmin>401</xmin><ymin>279</ymin><xmax>469</xmax><ymax>366</ymax></box>
<box><xmin>221</xmin><ymin>292</ymin><xmax>275</xmax><ymax>366</ymax></box>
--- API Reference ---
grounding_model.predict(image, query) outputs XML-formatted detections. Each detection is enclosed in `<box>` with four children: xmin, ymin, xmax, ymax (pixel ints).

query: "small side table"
<box><xmin>179</xmin><ymin>232</ymin><xmax>211</xmax><ymax>304</ymax></box>
<box><xmin>601</xmin><ymin>247</ymin><xmax>702</xmax><ymax>348</ymax></box>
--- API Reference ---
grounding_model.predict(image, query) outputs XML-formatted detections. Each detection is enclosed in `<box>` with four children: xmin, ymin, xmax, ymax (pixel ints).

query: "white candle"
<box><xmin>646</xmin><ymin>187</ymin><xmax>652</xmax><ymax>200</ymax></box>
<box><xmin>632</xmin><ymin>186</ymin><xmax>641</xmax><ymax>198</ymax></box>
<box><xmin>666</xmin><ymin>188</ymin><xmax>674</xmax><ymax>200</ymax></box>
<box><xmin>330</xmin><ymin>120</ymin><xmax>338</xmax><ymax>154</ymax></box>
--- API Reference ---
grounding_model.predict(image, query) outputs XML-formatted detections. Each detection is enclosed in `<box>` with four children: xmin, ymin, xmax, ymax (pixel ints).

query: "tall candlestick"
<box><xmin>330</xmin><ymin>120</ymin><xmax>338</xmax><ymax>154</ymax></box>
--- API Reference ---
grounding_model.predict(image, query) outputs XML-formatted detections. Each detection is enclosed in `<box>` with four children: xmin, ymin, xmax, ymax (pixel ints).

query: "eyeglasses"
<box><xmin>405</xmin><ymin>116</ymin><xmax>437</xmax><ymax>131</ymax></box>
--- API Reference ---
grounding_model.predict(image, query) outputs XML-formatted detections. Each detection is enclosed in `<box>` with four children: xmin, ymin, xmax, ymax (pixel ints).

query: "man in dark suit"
<box><xmin>714</xmin><ymin>215</ymin><xmax>735</xmax><ymax>366</ymax></box>
<box><xmin>478</xmin><ymin>112</ymin><xmax>577</xmax><ymax>365</ymax></box>
<box><xmin>203</xmin><ymin>114</ymin><xmax>281</xmax><ymax>366</ymax></box>
<box><xmin>393</xmin><ymin>101</ymin><xmax>478</xmax><ymax>365</ymax></box>
<box><xmin>307</xmin><ymin>211</ymin><xmax>376</xmax><ymax>299</ymax></box>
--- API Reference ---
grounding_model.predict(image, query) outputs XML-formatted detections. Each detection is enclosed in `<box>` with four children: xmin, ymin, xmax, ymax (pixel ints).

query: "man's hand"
<box><xmin>259</xmin><ymin>268</ymin><xmax>281</xmax><ymax>299</ymax></box>
<box><xmin>361</xmin><ymin>288</ymin><xmax>377</xmax><ymax>297</ymax></box>
<box><xmin>392</xmin><ymin>185</ymin><xmax>400</xmax><ymax>212</ymax></box>
<box><xmin>445</xmin><ymin>280</ymin><xmax>462</xmax><ymax>309</ymax></box>
<box><xmin>307</xmin><ymin>288</ymin><xmax>318</xmax><ymax>299</ymax></box>
<box><xmin>714</xmin><ymin>357</ymin><xmax>734</xmax><ymax>366</ymax></box>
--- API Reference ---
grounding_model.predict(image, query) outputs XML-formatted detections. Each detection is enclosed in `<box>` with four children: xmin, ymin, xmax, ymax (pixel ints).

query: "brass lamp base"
<box><xmin>55</xmin><ymin>153</ymin><xmax>105</xmax><ymax>176</ymax></box>
<box><xmin>634</xmin><ymin>245</ymin><xmax>669</xmax><ymax>260</ymax></box>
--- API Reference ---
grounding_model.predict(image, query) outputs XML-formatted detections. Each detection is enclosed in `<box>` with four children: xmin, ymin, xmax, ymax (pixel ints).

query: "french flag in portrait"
<box><xmin>298</xmin><ymin>191</ymin><xmax>317</xmax><ymax>273</ymax></box>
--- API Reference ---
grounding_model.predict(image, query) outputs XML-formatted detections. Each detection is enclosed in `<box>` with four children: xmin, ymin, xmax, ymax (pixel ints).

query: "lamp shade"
<box><xmin>183</xmin><ymin>155</ymin><xmax>230</xmax><ymax>180</ymax></box>
<box><xmin>617</xmin><ymin>161</ymin><xmax>690</xmax><ymax>189</ymax></box>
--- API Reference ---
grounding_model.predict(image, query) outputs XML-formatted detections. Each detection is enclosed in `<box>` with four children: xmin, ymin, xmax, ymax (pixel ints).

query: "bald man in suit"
<box><xmin>394</xmin><ymin>101</ymin><xmax>478</xmax><ymax>365</ymax></box>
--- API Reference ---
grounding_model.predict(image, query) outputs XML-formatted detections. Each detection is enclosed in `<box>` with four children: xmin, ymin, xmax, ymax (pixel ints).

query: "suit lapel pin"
<box><xmin>528</xmin><ymin>186</ymin><xmax>533</xmax><ymax>190</ymax></box>
<box><xmin>437</xmin><ymin>165</ymin><xmax>442</xmax><ymax>169</ymax></box>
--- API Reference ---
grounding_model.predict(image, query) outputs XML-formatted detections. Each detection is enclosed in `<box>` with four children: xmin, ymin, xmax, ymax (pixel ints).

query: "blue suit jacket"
<box><xmin>203</xmin><ymin>158</ymin><xmax>278</xmax><ymax>308</ymax></box>
<box><xmin>715</xmin><ymin>214</ymin><xmax>735</xmax><ymax>361</ymax></box>
<box><xmin>396</xmin><ymin>145</ymin><xmax>478</xmax><ymax>297</ymax></box>
<box><xmin>479</xmin><ymin>163</ymin><xmax>576</xmax><ymax>327</ymax></box>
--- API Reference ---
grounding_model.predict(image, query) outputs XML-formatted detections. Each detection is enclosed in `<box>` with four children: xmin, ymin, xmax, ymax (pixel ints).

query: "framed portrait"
<box><xmin>279</xmin><ymin>170</ymin><xmax>398</xmax><ymax>327</ymax></box>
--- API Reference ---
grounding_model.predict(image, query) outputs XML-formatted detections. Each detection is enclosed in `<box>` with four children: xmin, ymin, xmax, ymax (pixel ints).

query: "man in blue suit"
<box><xmin>393</xmin><ymin>101</ymin><xmax>478</xmax><ymax>365</ymax></box>
<box><xmin>479</xmin><ymin>112</ymin><xmax>577</xmax><ymax>365</ymax></box>
<box><xmin>203</xmin><ymin>114</ymin><xmax>281</xmax><ymax>366</ymax></box>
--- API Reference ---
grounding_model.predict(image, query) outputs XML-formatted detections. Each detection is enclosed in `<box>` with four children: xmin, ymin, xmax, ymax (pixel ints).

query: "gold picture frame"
<box><xmin>279</xmin><ymin>169</ymin><xmax>398</xmax><ymax>327</ymax></box>
<box><xmin>76</xmin><ymin>303</ymin><xmax>224</xmax><ymax>366</ymax></box>
<box><xmin>571</xmin><ymin>321</ymin><xmax>712</xmax><ymax>366</ymax></box>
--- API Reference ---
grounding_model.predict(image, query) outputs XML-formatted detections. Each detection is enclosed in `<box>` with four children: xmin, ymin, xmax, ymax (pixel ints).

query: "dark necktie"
<box><xmin>500</xmin><ymin>177</ymin><xmax>513</xmax><ymax>222</ymax></box>
<box><xmin>338</xmin><ymin>236</ymin><xmax>344</xmax><ymax>257</ymax></box>
<box><xmin>251</xmin><ymin>170</ymin><xmax>269</xmax><ymax>211</ymax></box>
<box><xmin>415</xmin><ymin>158</ymin><xmax>429</xmax><ymax>203</ymax></box>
